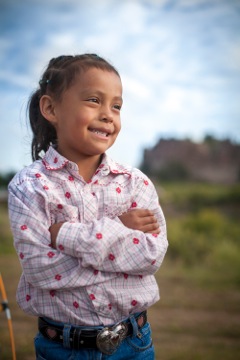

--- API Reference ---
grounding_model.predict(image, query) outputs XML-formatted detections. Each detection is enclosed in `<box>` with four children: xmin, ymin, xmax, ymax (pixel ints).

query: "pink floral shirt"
<box><xmin>8</xmin><ymin>146</ymin><xmax>168</xmax><ymax>326</ymax></box>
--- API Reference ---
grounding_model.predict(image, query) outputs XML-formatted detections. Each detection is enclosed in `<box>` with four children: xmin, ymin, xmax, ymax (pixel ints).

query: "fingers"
<box><xmin>138</xmin><ymin>213</ymin><xmax>157</xmax><ymax>226</ymax></box>
<box><xmin>118</xmin><ymin>209</ymin><xmax>161</xmax><ymax>234</ymax></box>
<box><xmin>140</xmin><ymin>217</ymin><xmax>160</xmax><ymax>234</ymax></box>
<box><xmin>129</xmin><ymin>209</ymin><xmax>153</xmax><ymax>217</ymax></box>
<box><xmin>49</xmin><ymin>222</ymin><xmax>64</xmax><ymax>248</ymax></box>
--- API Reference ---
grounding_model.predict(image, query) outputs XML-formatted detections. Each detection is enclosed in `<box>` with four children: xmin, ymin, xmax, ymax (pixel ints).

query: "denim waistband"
<box><xmin>39</xmin><ymin>311</ymin><xmax>148</xmax><ymax>352</ymax></box>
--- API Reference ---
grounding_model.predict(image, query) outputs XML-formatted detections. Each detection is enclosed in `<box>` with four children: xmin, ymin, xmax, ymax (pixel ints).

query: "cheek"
<box><xmin>56</xmin><ymin>119</ymin><xmax>79</xmax><ymax>140</ymax></box>
<box><xmin>115</xmin><ymin>120</ymin><xmax>121</xmax><ymax>134</ymax></box>
<box><xmin>74</xmin><ymin>112</ymin><xmax>92</xmax><ymax>128</ymax></box>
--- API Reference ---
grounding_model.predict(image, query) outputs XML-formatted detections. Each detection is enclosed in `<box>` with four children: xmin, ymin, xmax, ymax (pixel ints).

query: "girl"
<box><xmin>8</xmin><ymin>54</ymin><xmax>168</xmax><ymax>359</ymax></box>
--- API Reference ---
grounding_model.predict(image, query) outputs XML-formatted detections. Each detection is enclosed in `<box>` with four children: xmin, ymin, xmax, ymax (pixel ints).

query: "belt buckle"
<box><xmin>96</xmin><ymin>322</ymin><xmax>128</xmax><ymax>355</ymax></box>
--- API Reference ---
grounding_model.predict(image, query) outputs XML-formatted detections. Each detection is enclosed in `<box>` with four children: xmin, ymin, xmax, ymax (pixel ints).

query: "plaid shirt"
<box><xmin>8</xmin><ymin>146</ymin><xmax>168</xmax><ymax>326</ymax></box>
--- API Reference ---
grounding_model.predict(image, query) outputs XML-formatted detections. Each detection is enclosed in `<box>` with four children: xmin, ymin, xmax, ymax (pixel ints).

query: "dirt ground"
<box><xmin>1</xmin><ymin>254</ymin><xmax>240</xmax><ymax>360</ymax></box>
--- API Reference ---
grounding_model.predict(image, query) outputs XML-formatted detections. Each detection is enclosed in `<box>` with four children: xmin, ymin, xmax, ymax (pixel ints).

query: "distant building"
<box><xmin>140</xmin><ymin>137</ymin><xmax>240</xmax><ymax>184</ymax></box>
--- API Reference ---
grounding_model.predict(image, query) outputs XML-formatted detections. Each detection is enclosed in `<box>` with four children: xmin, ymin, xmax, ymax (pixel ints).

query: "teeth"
<box><xmin>91</xmin><ymin>129</ymin><xmax>108</xmax><ymax>137</ymax></box>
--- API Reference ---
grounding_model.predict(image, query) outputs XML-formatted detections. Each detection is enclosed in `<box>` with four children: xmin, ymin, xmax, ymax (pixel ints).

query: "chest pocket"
<box><xmin>99</xmin><ymin>183</ymin><xmax>133</xmax><ymax>219</ymax></box>
<box><xmin>49</xmin><ymin>203</ymin><xmax>80</xmax><ymax>224</ymax></box>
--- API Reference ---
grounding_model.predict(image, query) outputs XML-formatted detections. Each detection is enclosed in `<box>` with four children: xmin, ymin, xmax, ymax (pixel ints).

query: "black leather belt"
<box><xmin>38</xmin><ymin>311</ymin><xmax>147</xmax><ymax>355</ymax></box>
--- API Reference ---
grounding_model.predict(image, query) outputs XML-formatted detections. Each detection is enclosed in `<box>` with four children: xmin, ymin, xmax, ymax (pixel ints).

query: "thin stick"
<box><xmin>0</xmin><ymin>272</ymin><xmax>17</xmax><ymax>360</ymax></box>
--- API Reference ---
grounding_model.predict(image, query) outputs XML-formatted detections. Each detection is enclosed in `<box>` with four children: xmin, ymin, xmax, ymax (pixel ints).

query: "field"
<box><xmin>0</xmin><ymin>182</ymin><xmax>240</xmax><ymax>359</ymax></box>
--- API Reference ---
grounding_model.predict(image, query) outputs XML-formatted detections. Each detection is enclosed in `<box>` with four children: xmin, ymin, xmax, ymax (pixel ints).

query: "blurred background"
<box><xmin>0</xmin><ymin>0</ymin><xmax>240</xmax><ymax>359</ymax></box>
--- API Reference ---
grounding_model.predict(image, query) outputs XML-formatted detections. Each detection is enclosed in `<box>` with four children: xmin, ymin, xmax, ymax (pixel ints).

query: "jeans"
<box><xmin>34</xmin><ymin>318</ymin><xmax>155</xmax><ymax>360</ymax></box>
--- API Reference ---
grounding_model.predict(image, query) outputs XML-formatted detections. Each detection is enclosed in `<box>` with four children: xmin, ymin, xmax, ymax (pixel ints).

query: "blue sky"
<box><xmin>0</xmin><ymin>0</ymin><xmax>240</xmax><ymax>173</ymax></box>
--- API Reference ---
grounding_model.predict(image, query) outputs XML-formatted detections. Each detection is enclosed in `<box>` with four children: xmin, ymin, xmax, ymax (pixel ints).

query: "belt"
<box><xmin>38</xmin><ymin>311</ymin><xmax>147</xmax><ymax>355</ymax></box>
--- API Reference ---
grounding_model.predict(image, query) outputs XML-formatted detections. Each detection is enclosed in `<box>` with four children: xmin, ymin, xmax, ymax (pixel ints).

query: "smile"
<box><xmin>89</xmin><ymin>128</ymin><xmax>110</xmax><ymax>137</ymax></box>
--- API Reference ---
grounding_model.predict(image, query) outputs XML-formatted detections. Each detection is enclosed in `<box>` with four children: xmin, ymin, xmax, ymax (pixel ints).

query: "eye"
<box><xmin>87</xmin><ymin>98</ymin><xmax>99</xmax><ymax>104</ymax></box>
<box><xmin>113</xmin><ymin>104</ymin><xmax>122</xmax><ymax>111</ymax></box>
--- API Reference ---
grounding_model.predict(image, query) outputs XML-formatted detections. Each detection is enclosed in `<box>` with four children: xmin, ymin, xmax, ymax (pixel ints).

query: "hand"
<box><xmin>118</xmin><ymin>209</ymin><xmax>160</xmax><ymax>234</ymax></box>
<box><xmin>49</xmin><ymin>222</ymin><xmax>64</xmax><ymax>249</ymax></box>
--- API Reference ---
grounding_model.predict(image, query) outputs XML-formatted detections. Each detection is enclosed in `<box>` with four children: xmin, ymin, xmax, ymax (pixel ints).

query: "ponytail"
<box><xmin>28</xmin><ymin>89</ymin><xmax>57</xmax><ymax>161</ymax></box>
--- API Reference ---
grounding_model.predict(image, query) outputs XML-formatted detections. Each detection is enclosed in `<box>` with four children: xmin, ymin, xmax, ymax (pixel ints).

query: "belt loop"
<box><xmin>63</xmin><ymin>324</ymin><xmax>72</xmax><ymax>349</ymax></box>
<box><xmin>129</xmin><ymin>314</ymin><xmax>138</xmax><ymax>338</ymax></box>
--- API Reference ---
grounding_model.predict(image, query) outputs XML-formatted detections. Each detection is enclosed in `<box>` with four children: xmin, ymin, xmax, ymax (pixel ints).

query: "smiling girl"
<box><xmin>8</xmin><ymin>54</ymin><xmax>168</xmax><ymax>359</ymax></box>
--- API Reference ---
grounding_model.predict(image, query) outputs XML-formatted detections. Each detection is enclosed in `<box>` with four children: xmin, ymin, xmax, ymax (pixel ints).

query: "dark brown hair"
<box><xmin>28</xmin><ymin>54</ymin><xmax>120</xmax><ymax>161</ymax></box>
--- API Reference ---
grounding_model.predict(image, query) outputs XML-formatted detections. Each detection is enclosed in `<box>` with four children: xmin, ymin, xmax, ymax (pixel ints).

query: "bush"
<box><xmin>161</xmin><ymin>183</ymin><xmax>240</xmax><ymax>287</ymax></box>
<box><xmin>208</xmin><ymin>241</ymin><xmax>240</xmax><ymax>286</ymax></box>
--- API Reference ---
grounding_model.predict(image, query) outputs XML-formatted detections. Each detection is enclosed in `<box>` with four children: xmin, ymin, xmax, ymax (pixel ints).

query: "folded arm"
<box><xmin>50</xmin><ymin>176</ymin><xmax>168</xmax><ymax>276</ymax></box>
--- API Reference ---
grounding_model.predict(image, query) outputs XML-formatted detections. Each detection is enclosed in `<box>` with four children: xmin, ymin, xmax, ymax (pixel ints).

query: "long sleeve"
<box><xmin>8</xmin><ymin>147</ymin><xmax>168</xmax><ymax>325</ymax></box>
<box><xmin>56</xmin><ymin>176</ymin><xmax>168</xmax><ymax>275</ymax></box>
<box><xmin>8</xmin><ymin>179</ymin><xmax>118</xmax><ymax>291</ymax></box>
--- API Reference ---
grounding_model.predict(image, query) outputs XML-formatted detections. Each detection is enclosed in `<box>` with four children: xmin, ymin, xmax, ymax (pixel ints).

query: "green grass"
<box><xmin>0</xmin><ymin>202</ymin><xmax>15</xmax><ymax>254</ymax></box>
<box><xmin>156</xmin><ymin>182</ymin><xmax>240</xmax><ymax>288</ymax></box>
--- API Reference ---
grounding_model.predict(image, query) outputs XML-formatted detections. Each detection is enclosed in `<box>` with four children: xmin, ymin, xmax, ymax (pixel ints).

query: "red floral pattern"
<box><xmin>8</xmin><ymin>146</ymin><xmax>168</xmax><ymax>326</ymax></box>
<box><xmin>73</xmin><ymin>301</ymin><xmax>79</xmax><ymax>308</ymax></box>
<box><xmin>109</xmin><ymin>254</ymin><xmax>115</xmax><ymax>261</ymax></box>
<box><xmin>47</xmin><ymin>251</ymin><xmax>55</xmax><ymax>258</ymax></box>
<box><xmin>133</xmin><ymin>238</ymin><xmax>139</xmax><ymax>244</ymax></box>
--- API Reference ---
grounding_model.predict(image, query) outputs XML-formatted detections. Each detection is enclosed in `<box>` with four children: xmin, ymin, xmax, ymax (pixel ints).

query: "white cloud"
<box><xmin>226</xmin><ymin>42</ymin><xmax>240</xmax><ymax>73</ymax></box>
<box><xmin>122</xmin><ymin>75</ymin><xmax>152</xmax><ymax>100</ymax></box>
<box><xmin>0</xmin><ymin>70</ymin><xmax>31</xmax><ymax>89</ymax></box>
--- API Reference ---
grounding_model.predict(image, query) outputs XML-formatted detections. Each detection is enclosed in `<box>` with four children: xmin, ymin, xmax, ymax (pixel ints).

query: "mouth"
<box><xmin>89</xmin><ymin>128</ymin><xmax>111</xmax><ymax>137</ymax></box>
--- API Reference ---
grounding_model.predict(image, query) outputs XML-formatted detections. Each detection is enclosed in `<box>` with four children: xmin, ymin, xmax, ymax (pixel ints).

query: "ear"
<box><xmin>39</xmin><ymin>95</ymin><xmax>58</xmax><ymax>126</ymax></box>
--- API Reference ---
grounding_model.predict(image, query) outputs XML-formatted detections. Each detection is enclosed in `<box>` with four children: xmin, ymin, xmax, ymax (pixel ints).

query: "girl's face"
<box><xmin>45</xmin><ymin>68</ymin><xmax>122</xmax><ymax>165</ymax></box>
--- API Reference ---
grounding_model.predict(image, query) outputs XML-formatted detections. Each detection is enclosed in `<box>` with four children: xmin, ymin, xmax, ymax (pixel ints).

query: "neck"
<box><xmin>76</xmin><ymin>155</ymin><xmax>103</xmax><ymax>182</ymax></box>
<box><xmin>56</xmin><ymin>146</ymin><xmax>103</xmax><ymax>182</ymax></box>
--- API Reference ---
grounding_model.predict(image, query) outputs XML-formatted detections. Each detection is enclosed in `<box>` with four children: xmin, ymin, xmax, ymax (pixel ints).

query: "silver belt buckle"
<box><xmin>96</xmin><ymin>322</ymin><xmax>128</xmax><ymax>355</ymax></box>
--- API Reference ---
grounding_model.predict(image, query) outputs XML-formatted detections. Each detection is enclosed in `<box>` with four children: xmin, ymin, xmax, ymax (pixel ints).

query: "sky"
<box><xmin>0</xmin><ymin>0</ymin><xmax>240</xmax><ymax>173</ymax></box>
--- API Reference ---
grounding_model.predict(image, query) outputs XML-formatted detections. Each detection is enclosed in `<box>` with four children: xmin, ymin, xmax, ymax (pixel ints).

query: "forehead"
<box><xmin>74</xmin><ymin>68</ymin><xmax>122</xmax><ymax>93</ymax></box>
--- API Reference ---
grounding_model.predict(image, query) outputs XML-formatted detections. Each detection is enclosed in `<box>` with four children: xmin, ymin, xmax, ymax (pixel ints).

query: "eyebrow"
<box><xmin>113</xmin><ymin>96</ymin><xmax>123</xmax><ymax>103</ymax></box>
<box><xmin>82</xmin><ymin>89</ymin><xmax>123</xmax><ymax>103</ymax></box>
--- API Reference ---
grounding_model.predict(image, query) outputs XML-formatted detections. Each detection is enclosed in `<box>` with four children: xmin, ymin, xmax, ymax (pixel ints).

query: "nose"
<box><xmin>100</xmin><ymin>116</ymin><xmax>113</xmax><ymax>123</ymax></box>
<box><xmin>100</xmin><ymin>105</ymin><xmax>114</xmax><ymax>123</ymax></box>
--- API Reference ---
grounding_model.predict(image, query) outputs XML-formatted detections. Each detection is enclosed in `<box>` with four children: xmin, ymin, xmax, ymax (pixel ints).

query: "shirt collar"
<box><xmin>42</xmin><ymin>146</ymin><xmax>131</xmax><ymax>176</ymax></box>
<box><xmin>42</xmin><ymin>146</ymin><xmax>73</xmax><ymax>171</ymax></box>
<box><xmin>101</xmin><ymin>154</ymin><xmax>131</xmax><ymax>176</ymax></box>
